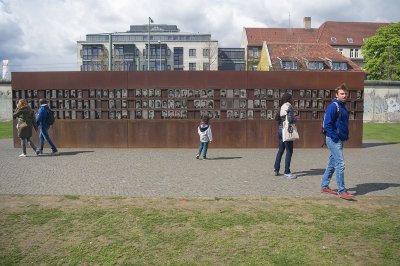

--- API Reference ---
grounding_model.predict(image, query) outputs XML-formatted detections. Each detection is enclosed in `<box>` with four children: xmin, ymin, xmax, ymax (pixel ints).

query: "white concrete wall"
<box><xmin>364</xmin><ymin>80</ymin><xmax>400</xmax><ymax>122</ymax></box>
<box><xmin>0</xmin><ymin>83</ymin><xmax>12</xmax><ymax>120</ymax></box>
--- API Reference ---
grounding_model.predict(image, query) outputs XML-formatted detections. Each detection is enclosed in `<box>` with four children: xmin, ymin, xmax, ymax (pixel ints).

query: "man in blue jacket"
<box><xmin>320</xmin><ymin>83</ymin><xmax>353</xmax><ymax>199</ymax></box>
<box><xmin>37</xmin><ymin>99</ymin><xmax>58</xmax><ymax>155</ymax></box>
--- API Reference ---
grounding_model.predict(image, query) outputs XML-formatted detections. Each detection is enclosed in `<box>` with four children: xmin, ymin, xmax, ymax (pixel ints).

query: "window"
<box><xmin>203</xmin><ymin>63</ymin><xmax>210</xmax><ymax>71</ymax></box>
<box><xmin>347</xmin><ymin>38</ymin><xmax>353</xmax><ymax>43</ymax></box>
<box><xmin>203</xmin><ymin>49</ymin><xmax>209</xmax><ymax>57</ymax></box>
<box><xmin>252</xmin><ymin>47</ymin><xmax>259</xmax><ymax>58</ymax></box>
<box><xmin>354</xmin><ymin>49</ymin><xmax>359</xmax><ymax>58</ymax></box>
<box><xmin>189</xmin><ymin>49</ymin><xmax>196</xmax><ymax>57</ymax></box>
<box><xmin>174</xmin><ymin>47</ymin><xmax>183</xmax><ymax>70</ymax></box>
<box><xmin>189</xmin><ymin>63</ymin><xmax>196</xmax><ymax>71</ymax></box>
<box><xmin>331</xmin><ymin>37</ymin><xmax>337</xmax><ymax>43</ymax></box>
<box><xmin>337</xmin><ymin>48</ymin><xmax>343</xmax><ymax>55</ymax></box>
<box><xmin>331</xmin><ymin>62</ymin><xmax>348</xmax><ymax>71</ymax></box>
<box><xmin>281</xmin><ymin>61</ymin><xmax>298</xmax><ymax>70</ymax></box>
<box><xmin>350</xmin><ymin>49</ymin><xmax>354</xmax><ymax>58</ymax></box>
<box><xmin>307</xmin><ymin>61</ymin><xmax>324</xmax><ymax>70</ymax></box>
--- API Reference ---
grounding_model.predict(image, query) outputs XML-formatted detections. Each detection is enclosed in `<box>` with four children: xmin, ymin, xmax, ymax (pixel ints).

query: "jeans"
<box><xmin>198</xmin><ymin>142</ymin><xmax>209</xmax><ymax>158</ymax></box>
<box><xmin>274</xmin><ymin>127</ymin><xmax>293</xmax><ymax>174</ymax></box>
<box><xmin>21</xmin><ymin>138</ymin><xmax>37</xmax><ymax>155</ymax></box>
<box><xmin>321</xmin><ymin>136</ymin><xmax>347</xmax><ymax>193</ymax></box>
<box><xmin>39</xmin><ymin>126</ymin><xmax>57</xmax><ymax>152</ymax></box>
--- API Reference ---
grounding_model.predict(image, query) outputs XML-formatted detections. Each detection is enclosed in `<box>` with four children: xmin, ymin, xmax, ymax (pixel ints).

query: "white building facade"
<box><xmin>77</xmin><ymin>24</ymin><xmax>218</xmax><ymax>71</ymax></box>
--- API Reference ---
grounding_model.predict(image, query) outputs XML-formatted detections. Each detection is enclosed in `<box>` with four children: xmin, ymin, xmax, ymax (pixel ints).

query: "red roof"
<box><xmin>266</xmin><ymin>43</ymin><xmax>361</xmax><ymax>71</ymax></box>
<box><xmin>245</xmin><ymin>21</ymin><xmax>388</xmax><ymax>47</ymax></box>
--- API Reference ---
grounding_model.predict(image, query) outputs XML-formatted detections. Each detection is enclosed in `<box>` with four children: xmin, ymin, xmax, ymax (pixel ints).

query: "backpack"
<box><xmin>46</xmin><ymin>108</ymin><xmax>56</xmax><ymax>126</ymax></box>
<box><xmin>321</xmin><ymin>102</ymin><xmax>339</xmax><ymax>146</ymax></box>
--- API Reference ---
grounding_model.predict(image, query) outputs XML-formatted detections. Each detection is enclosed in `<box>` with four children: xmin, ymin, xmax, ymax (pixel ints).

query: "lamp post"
<box><xmin>148</xmin><ymin>17</ymin><xmax>154</xmax><ymax>71</ymax></box>
<box><xmin>108</xmin><ymin>33</ymin><xmax>112</xmax><ymax>71</ymax></box>
<box><xmin>158</xmin><ymin>40</ymin><xmax>161</xmax><ymax>71</ymax></box>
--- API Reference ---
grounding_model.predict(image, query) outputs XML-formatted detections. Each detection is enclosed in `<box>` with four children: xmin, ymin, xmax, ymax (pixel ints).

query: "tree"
<box><xmin>362</xmin><ymin>23</ymin><xmax>400</xmax><ymax>80</ymax></box>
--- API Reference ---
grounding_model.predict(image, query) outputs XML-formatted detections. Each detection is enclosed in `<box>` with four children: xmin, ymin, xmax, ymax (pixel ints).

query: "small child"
<box><xmin>196</xmin><ymin>116</ymin><xmax>213</xmax><ymax>160</ymax></box>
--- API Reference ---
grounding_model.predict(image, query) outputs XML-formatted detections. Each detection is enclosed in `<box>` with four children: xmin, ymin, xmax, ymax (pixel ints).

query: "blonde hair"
<box><xmin>17</xmin><ymin>99</ymin><xmax>28</xmax><ymax>109</ymax></box>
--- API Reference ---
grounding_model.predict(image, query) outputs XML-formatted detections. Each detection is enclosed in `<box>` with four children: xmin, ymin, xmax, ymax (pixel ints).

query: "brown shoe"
<box><xmin>339</xmin><ymin>191</ymin><xmax>354</xmax><ymax>199</ymax></box>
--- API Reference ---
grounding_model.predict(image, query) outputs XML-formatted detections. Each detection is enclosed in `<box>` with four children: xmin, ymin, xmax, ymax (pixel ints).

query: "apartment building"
<box><xmin>77</xmin><ymin>24</ymin><xmax>218</xmax><ymax>71</ymax></box>
<box><xmin>241</xmin><ymin>17</ymin><xmax>388</xmax><ymax>70</ymax></box>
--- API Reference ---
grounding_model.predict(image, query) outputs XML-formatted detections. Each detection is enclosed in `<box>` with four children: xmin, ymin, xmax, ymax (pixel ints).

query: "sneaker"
<box><xmin>321</xmin><ymin>187</ymin><xmax>337</xmax><ymax>195</ymax></box>
<box><xmin>273</xmin><ymin>171</ymin><xmax>280</xmax><ymax>176</ymax></box>
<box><xmin>35</xmin><ymin>150</ymin><xmax>40</xmax><ymax>156</ymax></box>
<box><xmin>202</xmin><ymin>157</ymin><xmax>208</xmax><ymax>160</ymax></box>
<box><xmin>51</xmin><ymin>150</ymin><xmax>58</xmax><ymax>155</ymax></box>
<box><xmin>284</xmin><ymin>173</ymin><xmax>297</xmax><ymax>179</ymax></box>
<box><xmin>339</xmin><ymin>191</ymin><xmax>354</xmax><ymax>199</ymax></box>
<box><xmin>196</xmin><ymin>154</ymin><xmax>199</xmax><ymax>159</ymax></box>
<box><xmin>19</xmin><ymin>153</ymin><xmax>27</xmax><ymax>157</ymax></box>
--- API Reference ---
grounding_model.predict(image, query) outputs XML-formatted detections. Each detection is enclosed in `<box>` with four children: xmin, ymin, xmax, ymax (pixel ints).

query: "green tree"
<box><xmin>362</xmin><ymin>23</ymin><xmax>400</xmax><ymax>80</ymax></box>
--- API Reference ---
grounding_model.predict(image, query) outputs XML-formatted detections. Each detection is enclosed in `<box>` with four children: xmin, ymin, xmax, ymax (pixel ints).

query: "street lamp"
<box><xmin>108</xmin><ymin>33</ymin><xmax>112</xmax><ymax>71</ymax></box>
<box><xmin>148</xmin><ymin>17</ymin><xmax>154</xmax><ymax>71</ymax></box>
<box><xmin>158</xmin><ymin>40</ymin><xmax>161</xmax><ymax>71</ymax></box>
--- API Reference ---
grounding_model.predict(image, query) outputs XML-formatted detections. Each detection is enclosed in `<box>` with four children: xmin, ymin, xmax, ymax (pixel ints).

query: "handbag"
<box><xmin>282</xmin><ymin>115</ymin><xmax>299</xmax><ymax>142</ymax></box>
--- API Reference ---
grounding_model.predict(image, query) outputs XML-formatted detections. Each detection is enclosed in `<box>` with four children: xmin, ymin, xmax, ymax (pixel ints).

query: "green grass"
<box><xmin>0</xmin><ymin>196</ymin><xmax>399</xmax><ymax>265</ymax></box>
<box><xmin>363</xmin><ymin>122</ymin><xmax>400</xmax><ymax>143</ymax></box>
<box><xmin>0</xmin><ymin>121</ymin><xmax>12</xmax><ymax>139</ymax></box>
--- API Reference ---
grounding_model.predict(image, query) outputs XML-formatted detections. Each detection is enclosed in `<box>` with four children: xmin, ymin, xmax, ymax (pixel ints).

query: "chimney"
<box><xmin>304</xmin><ymin>17</ymin><xmax>311</xmax><ymax>30</ymax></box>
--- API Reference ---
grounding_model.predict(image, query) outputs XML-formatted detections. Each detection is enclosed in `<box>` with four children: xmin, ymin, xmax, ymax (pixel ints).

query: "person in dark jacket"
<box><xmin>36</xmin><ymin>98</ymin><xmax>58</xmax><ymax>155</ymax></box>
<box><xmin>13</xmin><ymin>99</ymin><xmax>38</xmax><ymax>157</ymax></box>
<box><xmin>320</xmin><ymin>83</ymin><xmax>353</xmax><ymax>199</ymax></box>
<box><xmin>273</xmin><ymin>93</ymin><xmax>297</xmax><ymax>179</ymax></box>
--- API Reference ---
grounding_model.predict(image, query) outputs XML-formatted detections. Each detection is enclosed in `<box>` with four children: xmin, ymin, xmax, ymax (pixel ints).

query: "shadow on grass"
<box><xmin>349</xmin><ymin>182</ymin><xmax>400</xmax><ymax>196</ymax></box>
<box><xmin>295</xmin><ymin>168</ymin><xmax>326</xmax><ymax>177</ymax></box>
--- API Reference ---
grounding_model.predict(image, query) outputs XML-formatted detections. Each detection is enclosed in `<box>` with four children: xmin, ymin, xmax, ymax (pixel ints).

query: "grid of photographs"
<box><xmin>12</xmin><ymin>88</ymin><xmax>363</xmax><ymax>121</ymax></box>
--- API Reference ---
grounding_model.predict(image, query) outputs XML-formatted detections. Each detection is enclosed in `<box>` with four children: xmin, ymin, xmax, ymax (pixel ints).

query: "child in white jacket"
<box><xmin>196</xmin><ymin>116</ymin><xmax>213</xmax><ymax>160</ymax></box>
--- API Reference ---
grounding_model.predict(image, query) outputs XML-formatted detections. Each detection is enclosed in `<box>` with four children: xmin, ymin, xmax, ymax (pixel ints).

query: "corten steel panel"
<box><xmin>12</xmin><ymin>72</ymin><xmax>128</xmax><ymax>89</ymax></box>
<box><xmin>127</xmin><ymin>120</ymin><xmax>199</xmax><ymax>148</ymax></box>
<box><xmin>12</xmin><ymin>71</ymin><xmax>364</xmax><ymax>148</ymax></box>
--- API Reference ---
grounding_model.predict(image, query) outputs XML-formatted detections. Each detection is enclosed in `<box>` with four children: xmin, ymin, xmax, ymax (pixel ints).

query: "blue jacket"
<box><xmin>323</xmin><ymin>98</ymin><xmax>349</xmax><ymax>142</ymax></box>
<box><xmin>37</xmin><ymin>104</ymin><xmax>50</xmax><ymax>129</ymax></box>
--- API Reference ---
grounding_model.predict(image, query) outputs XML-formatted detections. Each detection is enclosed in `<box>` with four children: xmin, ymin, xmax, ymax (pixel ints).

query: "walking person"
<box><xmin>196</xmin><ymin>116</ymin><xmax>213</xmax><ymax>160</ymax></box>
<box><xmin>273</xmin><ymin>93</ymin><xmax>297</xmax><ymax>179</ymax></box>
<box><xmin>37</xmin><ymin>98</ymin><xmax>58</xmax><ymax>155</ymax></box>
<box><xmin>13</xmin><ymin>99</ymin><xmax>39</xmax><ymax>157</ymax></box>
<box><xmin>320</xmin><ymin>83</ymin><xmax>354</xmax><ymax>199</ymax></box>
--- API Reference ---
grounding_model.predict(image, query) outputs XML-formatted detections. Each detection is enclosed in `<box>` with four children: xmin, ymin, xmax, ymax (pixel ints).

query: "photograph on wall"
<box><xmin>135</xmin><ymin>100</ymin><xmax>141</xmax><ymax>109</ymax></box>
<box><xmin>356</xmin><ymin>90</ymin><xmax>363</xmax><ymax>99</ymax></box>
<box><xmin>286</xmin><ymin>89</ymin><xmax>292</xmax><ymax>95</ymax></box>
<box><xmin>267</xmin><ymin>110</ymin><xmax>273</xmax><ymax>119</ymax></box>
<box><xmin>142</xmin><ymin>100</ymin><xmax>148</xmax><ymax>108</ymax></box>
<box><xmin>240</xmin><ymin>89</ymin><xmax>246</xmax><ymax>98</ymax></box>
<box><xmin>239</xmin><ymin>110</ymin><xmax>246</xmax><ymax>119</ymax></box>
<box><xmin>239</xmin><ymin>99</ymin><xmax>246</xmax><ymax>108</ymax></box>
<box><xmin>162</xmin><ymin>100</ymin><xmax>168</xmax><ymax>109</ymax></box>
<box><xmin>135</xmin><ymin>89</ymin><xmax>141</xmax><ymax>97</ymax></box>
<box><xmin>220</xmin><ymin>99</ymin><xmax>227</xmax><ymax>109</ymax></box>
<box><xmin>96</xmin><ymin>110</ymin><xmax>101</xmax><ymax>119</ymax></box>
<box><xmin>122</xmin><ymin>100</ymin><xmax>128</xmax><ymax>109</ymax></box>
<box><xmin>162</xmin><ymin>110</ymin><xmax>168</xmax><ymax>119</ymax></box>
<box><xmin>64</xmin><ymin>111</ymin><xmax>71</xmax><ymax>119</ymax></box>
<box><xmin>254</xmin><ymin>89</ymin><xmax>260</xmax><ymax>98</ymax></box>
<box><xmin>193</xmin><ymin>90</ymin><xmax>200</xmax><ymax>98</ymax></box>
<box><xmin>96</xmin><ymin>89</ymin><xmax>102</xmax><ymax>98</ymax></box>
<box><xmin>148</xmin><ymin>110</ymin><xmax>154</xmax><ymax>119</ymax></box>
<box><xmin>168</xmin><ymin>110</ymin><xmax>175</xmax><ymax>118</ymax></box>
<box><xmin>254</xmin><ymin>99</ymin><xmax>260</xmax><ymax>108</ymax></box>
<box><xmin>181</xmin><ymin>110</ymin><xmax>188</xmax><ymax>119</ymax></box>
<box><xmin>121</xmin><ymin>89</ymin><xmax>128</xmax><ymax>98</ymax></box>
<box><xmin>71</xmin><ymin>111</ymin><xmax>76</xmax><ymax>119</ymax></box>
<box><xmin>318</xmin><ymin>90</ymin><xmax>325</xmax><ymax>98</ymax></box>
<box><xmin>220</xmin><ymin>89</ymin><xmax>227</xmax><ymax>98</ymax></box>
<box><xmin>312</xmin><ymin>90</ymin><xmax>317</xmax><ymax>98</ymax></box>
<box><xmin>247</xmin><ymin>110</ymin><xmax>254</xmax><ymax>119</ymax></box>
<box><xmin>261</xmin><ymin>110</ymin><xmax>267</xmax><ymax>119</ymax></box>
<box><xmin>57</xmin><ymin>90</ymin><xmax>63</xmax><ymax>98</ymax></box>
<box><xmin>77</xmin><ymin>90</ymin><xmax>83</xmax><ymax>98</ymax></box>
<box><xmin>109</xmin><ymin>89</ymin><xmax>114</xmax><ymax>98</ymax></box>
<box><xmin>207</xmin><ymin>89</ymin><xmax>214</xmax><ymax>98</ymax></box>
<box><xmin>108</xmin><ymin>100</ymin><xmax>115</xmax><ymax>109</ymax></box>
<box><xmin>77</xmin><ymin>100</ymin><xmax>82</xmax><ymax>109</ymax></box>
<box><xmin>90</xmin><ymin>89</ymin><xmax>95</xmax><ymax>98</ymax></box>
<box><xmin>168</xmin><ymin>89</ymin><xmax>174</xmax><ymax>98</ymax></box>
<box><xmin>247</xmin><ymin>99</ymin><xmax>254</xmax><ymax>109</ymax></box>
<box><xmin>174</xmin><ymin>100</ymin><xmax>181</xmax><ymax>109</ymax></box>
<box><xmin>233</xmin><ymin>99</ymin><xmax>240</xmax><ymax>109</ymax></box>
<box><xmin>306</xmin><ymin>90</ymin><xmax>311</xmax><ymax>98</ymax></box>
<box><xmin>273</xmin><ymin>100</ymin><xmax>279</xmax><ymax>109</ymax></box>
<box><xmin>261</xmin><ymin>100</ymin><xmax>267</xmax><ymax>109</ymax></box>
<box><xmin>188</xmin><ymin>90</ymin><xmax>194</xmax><ymax>98</ymax></box>
<box><xmin>226</xmin><ymin>89</ymin><xmax>234</xmax><ymax>98</ymax></box>
<box><xmin>233</xmin><ymin>89</ymin><xmax>240</xmax><ymax>97</ymax></box>
<box><xmin>58</xmin><ymin>100</ymin><xmax>63</xmax><ymax>109</ymax></box>
<box><xmin>212</xmin><ymin>110</ymin><xmax>220</xmax><ymax>119</ymax></box>
<box><xmin>299</xmin><ymin>100</ymin><xmax>305</xmax><ymax>109</ymax></box>
<box><xmin>116</xmin><ymin>111</ymin><xmax>122</xmax><ymax>119</ymax></box>
<box><xmin>115</xmin><ymin>90</ymin><xmax>121</xmax><ymax>98</ymax></box>
<box><xmin>174</xmin><ymin>89</ymin><xmax>181</xmax><ymax>98</ymax></box>
<box><xmin>181</xmin><ymin>89</ymin><xmax>188</xmax><ymax>98</ymax></box>
<box><xmin>226</xmin><ymin>110</ymin><xmax>233</xmax><ymax>119</ymax></box>
<box><xmin>135</xmin><ymin>110</ymin><xmax>142</xmax><ymax>119</ymax></box>
<box><xmin>299</xmin><ymin>90</ymin><xmax>305</xmax><ymax>98</ymax></box>
<box><xmin>115</xmin><ymin>100</ymin><xmax>121</xmax><ymax>109</ymax></box>
<box><xmin>194</xmin><ymin>100</ymin><xmax>200</xmax><ymax>108</ymax></box>
<box><xmin>122</xmin><ymin>110</ymin><xmax>128</xmax><ymax>119</ymax></box>
<box><xmin>181</xmin><ymin>99</ymin><xmax>187</xmax><ymax>108</ymax></box>
<box><xmin>312</xmin><ymin>111</ymin><xmax>319</xmax><ymax>119</ymax></box>
<box><xmin>84</xmin><ymin>100</ymin><xmax>89</xmax><ymax>109</ymax></box>
<box><xmin>64</xmin><ymin>100</ymin><xmax>70</xmax><ymax>109</ymax></box>
<box><xmin>142</xmin><ymin>89</ymin><xmax>148</xmax><ymax>97</ymax></box>
<box><xmin>274</xmin><ymin>89</ymin><xmax>279</xmax><ymax>99</ymax></box>
<box><xmin>155</xmin><ymin>89</ymin><xmax>161</xmax><ymax>97</ymax></box>
<box><xmin>155</xmin><ymin>99</ymin><xmax>161</xmax><ymax>109</ymax></box>
<box><xmin>267</xmin><ymin>89</ymin><xmax>273</xmax><ymax>98</ymax></box>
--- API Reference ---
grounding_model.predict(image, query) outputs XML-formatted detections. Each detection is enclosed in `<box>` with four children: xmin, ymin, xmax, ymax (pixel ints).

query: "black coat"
<box><xmin>13</xmin><ymin>107</ymin><xmax>37</xmax><ymax>139</ymax></box>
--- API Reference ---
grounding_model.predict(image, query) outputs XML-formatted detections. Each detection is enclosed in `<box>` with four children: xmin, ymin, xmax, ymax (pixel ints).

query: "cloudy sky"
<box><xmin>1</xmin><ymin>0</ymin><xmax>399</xmax><ymax>76</ymax></box>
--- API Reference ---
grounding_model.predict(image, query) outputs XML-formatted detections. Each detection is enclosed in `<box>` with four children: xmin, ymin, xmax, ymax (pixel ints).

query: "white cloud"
<box><xmin>0</xmin><ymin>0</ymin><xmax>399</xmax><ymax>72</ymax></box>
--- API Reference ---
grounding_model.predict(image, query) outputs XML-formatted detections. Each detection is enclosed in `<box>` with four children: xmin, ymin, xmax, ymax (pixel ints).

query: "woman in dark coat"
<box><xmin>13</xmin><ymin>99</ymin><xmax>38</xmax><ymax>157</ymax></box>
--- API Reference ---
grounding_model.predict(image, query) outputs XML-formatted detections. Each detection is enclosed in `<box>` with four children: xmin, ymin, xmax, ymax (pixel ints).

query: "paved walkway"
<box><xmin>0</xmin><ymin>139</ymin><xmax>399</xmax><ymax>197</ymax></box>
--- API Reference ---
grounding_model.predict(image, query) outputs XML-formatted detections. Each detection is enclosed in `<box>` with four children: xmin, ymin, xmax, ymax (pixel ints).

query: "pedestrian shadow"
<box><xmin>295</xmin><ymin>168</ymin><xmax>325</xmax><ymax>177</ymax></box>
<box><xmin>39</xmin><ymin>151</ymin><xmax>94</xmax><ymax>156</ymax></box>
<box><xmin>348</xmin><ymin>182</ymin><xmax>400</xmax><ymax>196</ymax></box>
<box><xmin>208</xmin><ymin>156</ymin><xmax>242</xmax><ymax>160</ymax></box>
<box><xmin>362</xmin><ymin>142</ymin><xmax>399</xmax><ymax>148</ymax></box>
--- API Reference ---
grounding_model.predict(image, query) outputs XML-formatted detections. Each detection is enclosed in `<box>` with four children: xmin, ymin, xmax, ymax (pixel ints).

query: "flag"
<box><xmin>149</xmin><ymin>17</ymin><xmax>154</xmax><ymax>23</ymax></box>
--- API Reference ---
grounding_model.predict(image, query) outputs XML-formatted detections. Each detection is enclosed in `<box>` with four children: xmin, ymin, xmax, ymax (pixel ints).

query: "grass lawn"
<box><xmin>0</xmin><ymin>195</ymin><xmax>399</xmax><ymax>265</ymax></box>
<box><xmin>0</xmin><ymin>121</ymin><xmax>12</xmax><ymax>139</ymax></box>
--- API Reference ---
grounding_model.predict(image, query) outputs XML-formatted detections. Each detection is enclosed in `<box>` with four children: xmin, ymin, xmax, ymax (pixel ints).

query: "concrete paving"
<box><xmin>0</xmin><ymin>139</ymin><xmax>399</xmax><ymax>197</ymax></box>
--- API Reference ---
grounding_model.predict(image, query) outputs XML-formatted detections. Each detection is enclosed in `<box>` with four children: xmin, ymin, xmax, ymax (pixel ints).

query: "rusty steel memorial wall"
<box><xmin>11</xmin><ymin>71</ymin><xmax>364</xmax><ymax>148</ymax></box>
